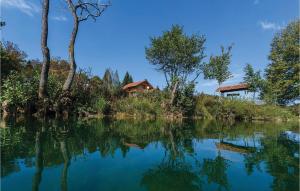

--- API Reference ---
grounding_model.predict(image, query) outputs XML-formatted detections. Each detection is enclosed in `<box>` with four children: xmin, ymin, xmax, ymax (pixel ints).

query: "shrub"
<box><xmin>94</xmin><ymin>97</ymin><xmax>111</xmax><ymax>115</ymax></box>
<box><xmin>0</xmin><ymin>71</ymin><xmax>38</xmax><ymax>110</ymax></box>
<box><xmin>115</xmin><ymin>92</ymin><xmax>164</xmax><ymax>117</ymax></box>
<box><xmin>194</xmin><ymin>94</ymin><xmax>296</xmax><ymax>121</ymax></box>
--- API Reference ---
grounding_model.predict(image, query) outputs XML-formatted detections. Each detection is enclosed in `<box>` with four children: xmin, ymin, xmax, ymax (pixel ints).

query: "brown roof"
<box><xmin>216</xmin><ymin>83</ymin><xmax>248</xmax><ymax>93</ymax></box>
<box><xmin>122</xmin><ymin>80</ymin><xmax>153</xmax><ymax>90</ymax></box>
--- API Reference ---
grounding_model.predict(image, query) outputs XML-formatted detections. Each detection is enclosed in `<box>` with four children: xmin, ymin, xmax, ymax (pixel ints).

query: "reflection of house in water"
<box><xmin>123</xmin><ymin>142</ymin><xmax>146</xmax><ymax>149</ymax></box>
<box><xmin>216</xmin><ymin>83</ymin><xmax>250</xmax><ymax>99</ymax></box>
<box><xmin>122</xmin><ymin>79</ymin><xmax>154</xmax><ymax>96</ymax></box>
<box><xmin>216</xmin><ymin>141</ymin><xmax>256</xmax><ymax>154</ymax></box>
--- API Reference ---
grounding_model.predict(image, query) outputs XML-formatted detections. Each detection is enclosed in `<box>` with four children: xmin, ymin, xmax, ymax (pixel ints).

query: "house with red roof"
<box><xmin>122</xmin><ymin>79</ymin><xmax>154</xmax><ymax>95</ymax></box>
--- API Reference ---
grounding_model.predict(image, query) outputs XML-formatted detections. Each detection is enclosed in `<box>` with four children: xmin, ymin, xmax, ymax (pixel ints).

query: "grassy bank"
<box><xmin>108</xmin><ymin>93</ymin><xmax>297</xmax><ymax>121</ymax></box>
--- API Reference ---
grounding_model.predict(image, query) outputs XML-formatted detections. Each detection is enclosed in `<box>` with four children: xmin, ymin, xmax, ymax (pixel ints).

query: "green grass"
<box><xmin>195</xmin><ymin>94</ymin><xmax>296</xmax><ymax>121</ymax></box>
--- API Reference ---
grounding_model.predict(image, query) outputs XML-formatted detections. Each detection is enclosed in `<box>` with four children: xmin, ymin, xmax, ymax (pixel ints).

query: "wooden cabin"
<box><xmin>122</xmin><ymin>79</ymin><xmax>154</xmax><ymax>95</ymax></box>
<box><xmin>216</xmin><ymin>83</ymin><xmax>249</xmax><ymax>97</ymax></box>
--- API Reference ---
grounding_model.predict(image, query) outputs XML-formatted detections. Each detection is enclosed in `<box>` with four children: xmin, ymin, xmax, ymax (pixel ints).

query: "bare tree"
<box><xmin>39</xmin><ymin>0</ymin><xmax>51</xmax><ymax>98</ymax></box>
<box><xmin>63</xmin><ymin>0</ymin><xmax>111</xmax><ymax>91</ymax></box>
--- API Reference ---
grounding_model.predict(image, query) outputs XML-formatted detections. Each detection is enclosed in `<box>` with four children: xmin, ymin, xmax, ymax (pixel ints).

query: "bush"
<box><xmin>195</xmin><ymin>94</ymin><xmax>296</xmax><ymax>121</ymax></box>
<box><xmin>94</xmin><ymin>97</ymin><xmax>111</xmax><ymax>115</ymax></box>
<box><xmin>114</xmin><ymin>92</ymin><xmax>164</xmax><ymax>117</ymax></box>
<box><xmin>0</xmin><ymin>71</ymin><xmax>38</xmax><ymax>110</ymax></box>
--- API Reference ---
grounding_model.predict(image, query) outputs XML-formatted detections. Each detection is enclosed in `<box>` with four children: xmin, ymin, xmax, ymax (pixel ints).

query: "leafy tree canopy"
<box><xmin>204</xmin><ymin>45</ymin><xmax>233</xmax><ymax>87</ymax></box>
<box><xmin>264</xmin><ymin>20</ymin><xmax>300</xmax><ymax>105</ymax></box>
<box><xmin>243</xmin><ymin>63</ymin><xmax>263</xmax><ymax>98</ymax></box>
<box><xmin>145</xmin><ymin>25</ymin><xmax>206</xmax><ymax>87</ymax></box>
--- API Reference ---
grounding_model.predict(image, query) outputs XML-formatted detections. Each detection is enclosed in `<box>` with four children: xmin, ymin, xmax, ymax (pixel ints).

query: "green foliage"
<box><xmin>115</xmin><ymin>91</ymin><xmax>165</xmax><ymax>117</ymax></box>
<box><xmin>263</xmin><ymin>20</ymin><xmax>300</xmax><ymax>105</ymax></box>
<box><xmin>122</xmin><ymin>71</ymin><xmax>133</xmax><ymax>86</ymax></box>
<box><xmin>243</xmin><ymin>63</ymin><xmax>263</xmax><ymax>98</ymax></box>
<box><xmin>195</xmin><ymin>94</ymin><xmax>295</xmax><ymax>121</ymax></box>
<box><xmin>204</xmin><ymin>45</ymin><xmax>233</xmax><ymax>86</ymax></box>
<box><xmin>145</xmin><ymin>25</ymin><xmax>206</xmax><ymax>86</ymax></box>
<box><xmin>47</xmin><ymin>74</ymin><xmax>63</xmax><ymax>102</ymax></box>
<box><xmin>101</xmin><ymin>68</ymin><xmax>123</xmax><ymax>99</ymax></box>
<box><xmin>0</xmin><ymin>41</ymin><xmax>27</xmax><ymax>80</ymax></box>
<box><xmin>94</xmin><ymin>97</ymin><xmax>111</xmax><ymax>114</ymax></box>
<box><xmin>195</xmin><ymin>94</ymin><xmax>220</xmax><ymax>119</ymax></box>
<box><xmin>0</xmin><ymin>71</ymin><xmax>38</xmax><ymax>107</ymax></box>
<box><xmin>175</xmin><ymin>83</ymin><xmax>196</xmax><ymax>116</ymax></box>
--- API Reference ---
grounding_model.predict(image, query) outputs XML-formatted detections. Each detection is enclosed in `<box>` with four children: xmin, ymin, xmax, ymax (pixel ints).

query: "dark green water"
<box><xmin>1</xmin><ymin>118</ymin><xmax>299</xmax><ymax>191</ymax></box>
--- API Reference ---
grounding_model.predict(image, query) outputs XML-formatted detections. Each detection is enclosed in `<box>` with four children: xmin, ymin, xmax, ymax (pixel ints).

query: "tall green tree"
<box><xmin>0</xmin><ymin>41</ymin><xmax>27</xmax><ymax>80</ymax></box>
<box><xmin>263</xmin><ymin>20</ymin><xmax>300</xmax><ymax>105</ymax></box>
<box><xmin>112</xmin><ymin>70</ymin><xmax>120</xmax><ymax>87</ymax></box>
<box><xmin>102</xmin><ymin>68</ymin><xmax>113</xmax><ymax>90</ymax></box>
<box><xmin>243</xmin><ymin>63</ymin><xmax>262</xmax><ymax>100</ymax></box>
<box><xmin>204</xmin><ymin>45</ymin><xmax>233</xmax><ymax>92</ymax></box>
<box><xmin>122</xmin><ymin>71</ymin><xmax>133</xmax><ymax>86</ymax></box>
<box><xmin>145</xmin><ymin>25</ymin><xmax>206</xmax><ymax>104</ymax></box>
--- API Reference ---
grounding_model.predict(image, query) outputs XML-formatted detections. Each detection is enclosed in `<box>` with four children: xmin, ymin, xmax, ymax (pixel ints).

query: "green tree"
<box><xmin>263</xmin><ymin>20</ymin><xmax>300</xmax><ymax>105</ymax></box>
<box><xmin>102</xmin><ymin>68</ymin><xmax>113</xmax><ymax>91</ymax></box>
<box><xmin>243</xmin><ymin>63</ymin><xmax>262</xmax><ymax>100</ymax></box>
<box><xmin>112</xmin><ymin>70</ymin><xmax>120</xmax><ymax>88</ymax></box>
<box><xmin>0</xmin><ymin>71</ymin><xmax>39</xmax><ymax>112</ymax></box>
<box><xmin>122</xmin><ymin>71</ymin><xmax>133</xmax><ymax>86</ymax></box>
<box><xmin>204</xmin><ymin>45</ymin><xmax>233</xmax><ymax>93</ymax></box>
<box><xmin>145</xmin><ymin>25</ymin><xmax>206</xmax><ymax>105</ymax></box>
<box><xmin>0</xmin><ymin>41</ymin><xmax>27</xmax><ymax>80</ymax></box>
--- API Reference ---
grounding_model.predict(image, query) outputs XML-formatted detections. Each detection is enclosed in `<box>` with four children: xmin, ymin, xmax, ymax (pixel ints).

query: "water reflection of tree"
<box><xmin>1</xmin><ymin>118</ymin><xmax>299</xmax><ymax>191</ymax></box>
<box><xmin>201</xmin><ymin>151</ymin><xmax>230</xmax><ymax>191</ymax></box>
<box><xmin>244</xmin><ymin>132</ymin><xmax>299</xmax><ymax>191</ymax></box>
<box><xmin>56</xmin><ymin>123</ymin><xmax>70</xmax><ymax>191</ymax></box>
<box><xmin>141</xmin><ymin>122</ymin><xmax>203</xmax><ymax>191</ymax></box>
<box><xmin>32</xmin><ymin>130</ymin><xmax>44</xmax><ymax>191</ymax></box>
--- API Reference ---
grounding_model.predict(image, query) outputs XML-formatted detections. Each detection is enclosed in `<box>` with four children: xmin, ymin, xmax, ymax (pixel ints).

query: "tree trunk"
<box><xmin>60</xmin><ymin>140</ymin><xmax>70</xmax><ymax>191</ymax></box>
<box><xmin>39</xmin><ymin>0</ymin><xmax>50</xmax><ymax>98</ymax></box>
<box><xmin>32</xmin><ymin>131</ymin><xmax>44</xmax><ymax>191</ymax></box>
<box><xmin>170</xmin><ymin>81</ymin><xmax>178</xmax><ymax>105</ymax></box>
<box><xmin>63</xmin><ymin>2</ymin><xmax>79</xmax><ymax>91</ymax></box>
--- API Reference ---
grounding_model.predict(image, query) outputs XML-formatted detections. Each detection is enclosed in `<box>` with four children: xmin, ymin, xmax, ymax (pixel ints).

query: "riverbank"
<box><xmin>106</xmin><ymin>93</ymin><xmax>298</xmax><ymax>122</ymax></box>
<box><xmin>1</xmin><ymin>93</ymin><xmax>297</xmax><ymax>123</ymax></box>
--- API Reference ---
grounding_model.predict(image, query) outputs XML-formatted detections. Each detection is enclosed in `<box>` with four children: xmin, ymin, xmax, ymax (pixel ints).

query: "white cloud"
<box><xmin>1</xmin><ymin>0</ymin><xmax>40</xmax><ymax>16</ymax></box>
<box><xmin>52</xmin><ymin>16</ymin><xmax>67</xmax><ymax>21</ymax></box>
<box><xmin>259</xmin><ymin>21</ymin><xmax>283</xmax><ymax>31</ymax></box>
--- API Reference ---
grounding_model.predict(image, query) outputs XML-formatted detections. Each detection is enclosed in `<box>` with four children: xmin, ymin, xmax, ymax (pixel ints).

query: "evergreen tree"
<box><xmin>112</xmin><ymin>70</ymin><xmax>120</xmax><ymax>87</ymax></box>
<box><xmin>122</xmin><ymin>71</ymin><xmax>134</xmax><ymax>86</ymax></box>
<box><xmin>102</xmin><ymin>68</ymin><xmax>113</xmax><ymax>90</ymax></box>
<box><xmin>263</xmin><ymin>20</ymin><xmax>300</xmax><ymax>105</ymax></box>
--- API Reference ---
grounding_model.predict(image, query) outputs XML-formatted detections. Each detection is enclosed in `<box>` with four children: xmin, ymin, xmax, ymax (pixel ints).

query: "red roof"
<box><xmin>216</xmin><ymin>83</ymin><xmax>248</xmax><ymax>93</ymax></box>
<box><xmin>122</xmin><ymin>80</ymin><xmax>153</xmax><ymax>90</ymax></box>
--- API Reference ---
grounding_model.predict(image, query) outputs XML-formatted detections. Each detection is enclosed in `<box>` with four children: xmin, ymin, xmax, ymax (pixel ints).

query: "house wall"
<box><xmin>220</xmin><ymin>90</ymin><xmax>255</xmax><ymax>100</ymax></box>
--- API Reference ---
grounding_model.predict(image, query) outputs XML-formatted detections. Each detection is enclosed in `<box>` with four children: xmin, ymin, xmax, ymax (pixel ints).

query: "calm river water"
<box><xmin>1</xmin><ymin>118</ymin><xmax>299</xmax><ymax>191</ymax></box>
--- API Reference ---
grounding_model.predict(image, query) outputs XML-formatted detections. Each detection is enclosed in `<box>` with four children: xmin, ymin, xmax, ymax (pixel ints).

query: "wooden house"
<box><xmin>216</xmin><ymin>83</ymin><xmax>249</xmax><ymax>97</ymax></box>
<box><xmin>122</xmin><ymin>79</ymin><xmax>154</xmax><ymax>94</ymax></box>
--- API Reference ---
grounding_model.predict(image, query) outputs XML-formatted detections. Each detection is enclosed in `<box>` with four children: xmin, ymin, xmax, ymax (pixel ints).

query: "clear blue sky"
<box><xmin>1</xmin><ymin>0</ymin><xmax>298</xmax><ymax>94</ymax></box>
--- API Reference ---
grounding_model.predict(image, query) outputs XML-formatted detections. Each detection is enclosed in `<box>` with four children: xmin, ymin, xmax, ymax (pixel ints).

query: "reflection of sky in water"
<box><xmin>1</xmin><ymin>120</ymin><xmax>299</xmax><ymax>191</ymax></box>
